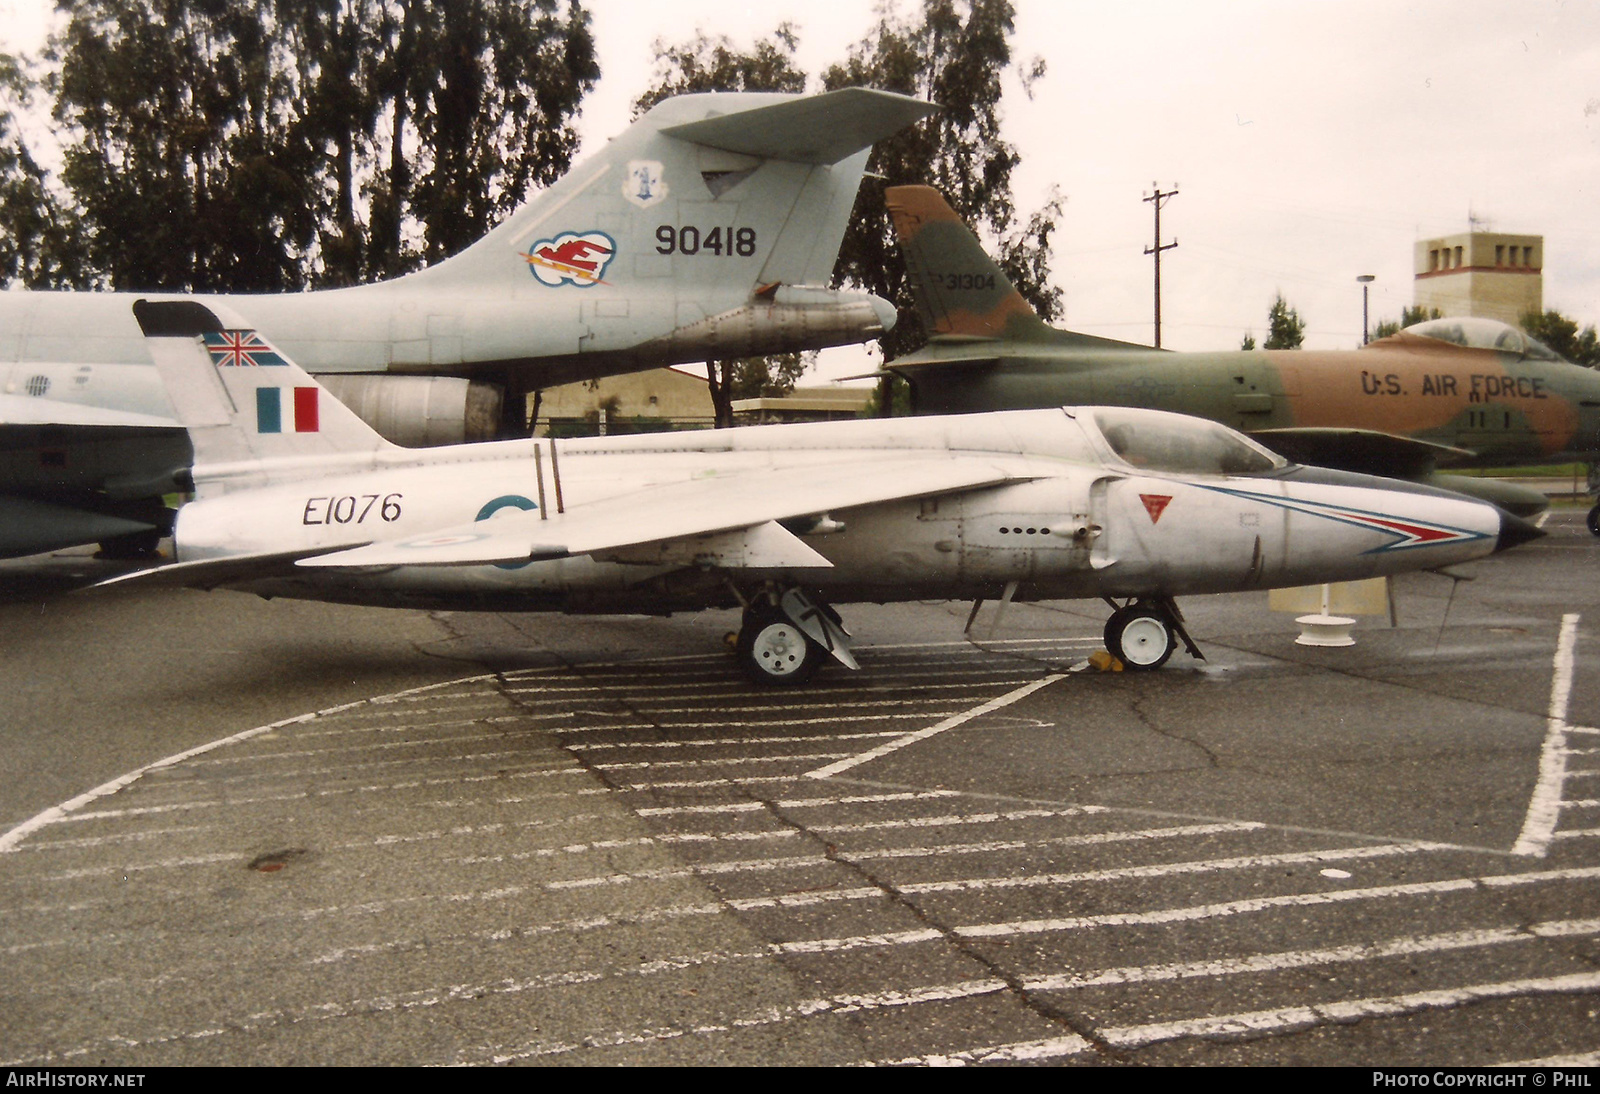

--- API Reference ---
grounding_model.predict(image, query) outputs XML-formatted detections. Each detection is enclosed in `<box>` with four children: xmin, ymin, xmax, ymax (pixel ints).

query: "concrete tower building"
<box><xmin>1413</xmin><ymin>231</ymin><xmax>1543</xmax><ymax>326</ymax></box>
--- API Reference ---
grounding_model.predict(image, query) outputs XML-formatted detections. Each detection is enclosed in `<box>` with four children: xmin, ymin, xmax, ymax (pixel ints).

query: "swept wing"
<box><xmin>300</xmin><ymin>456</ymin><xmax>1031</xmax><ymax>570</ymax></box>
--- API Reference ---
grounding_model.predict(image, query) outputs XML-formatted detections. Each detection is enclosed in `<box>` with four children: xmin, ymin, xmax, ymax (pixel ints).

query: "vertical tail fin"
<box><xmin>406</xmin><ymin>89</ymin><xmax>936</xmax><ymax>306</ymax></box>
<box><xmin>133</xmin><ymin>299</ymin><xmax>394</xmax><ymax>477</ymax></box>
<box><xmin>885</xmin><ymin>185</ymin><xmax>1055</xmax><ymax>341</ymax></box>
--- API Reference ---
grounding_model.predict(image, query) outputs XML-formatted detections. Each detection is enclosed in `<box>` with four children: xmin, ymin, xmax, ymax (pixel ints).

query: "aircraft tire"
<box><xmin>737</xmin><ymin>605</ymin><xmax>824</xmax><ymax>686</ymax></box>
<box><xmin>1587</xmin><ymin>505</ymin><xmax>1600</xmax><ymax>538</ymax></box>
<box><xmin>1106</xmin><ymin>605</ymin><xmax>1176</xmax><ymax>670</ymax></box>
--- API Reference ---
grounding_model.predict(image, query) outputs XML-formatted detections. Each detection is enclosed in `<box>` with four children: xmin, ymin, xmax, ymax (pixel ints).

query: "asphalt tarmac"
<box><xmin>1</xmin><ymin>515</ymin><xmax>1597</xmax><ymax>1066</ymax></box>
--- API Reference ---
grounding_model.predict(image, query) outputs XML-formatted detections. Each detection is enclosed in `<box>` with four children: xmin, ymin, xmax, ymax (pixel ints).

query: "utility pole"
<box><xmin>1143</xmin><ymin>183</ymin><xmax>1178</xmax><ymax>349</ymax></box>
<box><xmin>1357</xmin><ymin>274</ymin><xmax>1375</xmax><ymax>345</ymax></box>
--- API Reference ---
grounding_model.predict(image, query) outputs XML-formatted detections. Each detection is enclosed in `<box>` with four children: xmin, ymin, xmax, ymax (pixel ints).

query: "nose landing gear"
<box><xmin>1102</xmin><ymin>597</ymin><xmax>1204</xmax><ymax>670</ymax></box>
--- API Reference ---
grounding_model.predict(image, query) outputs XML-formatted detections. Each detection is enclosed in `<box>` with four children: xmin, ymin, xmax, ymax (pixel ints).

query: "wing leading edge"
<box><xmin>299</xmin><ymin>455</ymin><xmax>1032</xmax><ymax>570</ymax></box>
<box><xmin>1247</xmin><ymin>427</ymin><xmax>1475</xmax><ymax>477</ymax></box>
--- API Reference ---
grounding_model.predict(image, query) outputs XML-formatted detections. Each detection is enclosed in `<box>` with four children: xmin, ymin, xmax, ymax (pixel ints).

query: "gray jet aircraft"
<box><xmin>0</xmin><ymin>88</ymin><xmax>935</xmax><ymax>557</ymax></box>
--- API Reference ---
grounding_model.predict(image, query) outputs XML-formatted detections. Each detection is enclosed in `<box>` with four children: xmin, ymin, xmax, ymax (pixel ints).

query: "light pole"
<box><xmin>1357</xmin><ymin>274</ymin><xmax>1375</xmax><ymax>345</ymax></box>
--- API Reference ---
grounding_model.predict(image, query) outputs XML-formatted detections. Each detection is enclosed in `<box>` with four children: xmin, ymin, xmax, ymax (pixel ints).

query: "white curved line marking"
<box><xmin>0</xmin><ymin>674</ymin><xmax>494</xmax><ymax>854</ymax></box>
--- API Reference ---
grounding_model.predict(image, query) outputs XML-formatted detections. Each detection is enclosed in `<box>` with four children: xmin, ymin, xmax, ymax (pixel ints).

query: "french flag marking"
<box><xmin>255</xmin><ymin>387</ymin><xmax>319</xmax><ymax>433</ymax></box>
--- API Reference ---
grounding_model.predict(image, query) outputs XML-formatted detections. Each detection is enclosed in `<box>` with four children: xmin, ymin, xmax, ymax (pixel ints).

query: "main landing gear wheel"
<box><xmin>1587</xmin><ymin>505</ymin><xmax>1600</xmax><ymax>538</ymax></box>
<box><xmin>736</xmin><ymin>603</ymin><xmax>825</xmax><ymax>686</ymax></box>
<box><xmin>1104</xmin><ymin>603</ymin><xmax>1177</xmax><ymax>670</ymax></box>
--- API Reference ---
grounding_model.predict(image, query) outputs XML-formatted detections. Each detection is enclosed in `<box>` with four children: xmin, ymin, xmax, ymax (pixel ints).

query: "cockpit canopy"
<box><xmin>1092</xmin><ymin>407</ymin><xmax>1286</xmax><ymax>476</ymax></box>
<box><xmin>1404</xmin><ymin>316</ymin><xmax>1560</xmax><ymax>361</ymax></box>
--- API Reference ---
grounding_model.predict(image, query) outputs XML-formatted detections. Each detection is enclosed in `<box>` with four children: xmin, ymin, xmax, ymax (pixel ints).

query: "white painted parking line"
<box><xmin>8</xmin><ymin>625</ymin><xmax>1594</xmax><ymax>1068</ymax></box>
<box><xmin>185</xmin><ymin>721</ymin><xmax>554</xmax><ymax>766</ymax></box>
<box><xmin>876</xmin><ymin>972</ymin><xmax>1600</xmax><ymax>1065</ymax></box>
<box><xmin>1021</xmin><ymin>917</ymin><xmax>1600</xmax><ymax>992</ymax></box>
<box><xmin>0</xmin><ymin>672</ymin><xmax>516</xmax><ymax>853</ymax></box>
<box><xmin>841</xmin><ymin>821</ymin><xmax>1261</xmax><ymax>862</ymax></box>
<box><xmin>558</xmin><ymin>698</ymin><xmax>996</xmax><ymax>724</ymax></box>
<box><xmin>13</xmin><ymin>825</ymin><xmax>215</xmax><ymax>852</ymax></box>
<box><xmin>1516</xmin><ymin>613</ymin><xmax>1581</xmax><ymax>856</ymax></box>
<box><xmin>566</xmin><ymin>729</ymin><xmax>908</xmax><ymax>751</ymax></box>
<box><xmin>1499</xmin><ymin>1050</ymin><xmax>1600</xmax><ymax>1067</ymax></box>
<box><xmin>812</xmin><ymin>804</ymin><xmax>1102</xmax><ymax>834</ymax></box>
<box><xmin>575</xmin><ymin>712</ymin><xmax>964</xmax><ymax>735</ymax></box>
<box><xmin>593</xmin><ymin>751</ymin><xmax>854</xmax><ymax>772</ymax></box>
<box><xmin>547</xmin><ymin>852</ymin><xmax>833</xmax><ymax>889</ymax></box>
<box><xmin>1099</xmin><ymin>971</ymin><xmax>1600</xmax><ymax>1050</ymax></box>
<box><xmin>0</xmin><ymin>690</ymin><xmax>436</xmax><ymax>853</ymax></box>
<box><xmin>635</xmin><ymin>789</ymin><xmax>959</xmax><ymax>816</ymax></box>
<box><xmin>884</xmin><ymin>1035</ymin><xmax>1096</xmax><ymax>1067</ymax></box>
<box><xmin>902</xmin><ymin>840</ymin><xmax>1447</xmax><ymax>897</ymax></box>
<box><xmin>806</xmin><ymin>673</ymin><xmax>1068</xmax><ymax>778</ymax></box>
<box><xmin>454</xmin><ymin>911</ymin><xmax>1600</xmax><ymax>1067</ymax></box>
<box><xmin>519</xmin><ymin>838</ymin><xmax>1461</xmax><ymax>905</ymax></box>
<box><xmin>950</xmin><ymin>866</ymin><xmax>1600</xmax><ymax>939</ymax></box>
<box><xmin>1554</xmin><ymin>827</ymin><xmax>1600</xmax><ymax>840</ymax></box>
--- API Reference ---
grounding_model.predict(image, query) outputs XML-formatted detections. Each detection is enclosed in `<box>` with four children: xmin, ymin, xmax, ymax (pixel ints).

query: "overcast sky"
<box><xmin>3</xmin><ymin>0</ymin><xmax>1597</xmax><ymax>374</ymax></box>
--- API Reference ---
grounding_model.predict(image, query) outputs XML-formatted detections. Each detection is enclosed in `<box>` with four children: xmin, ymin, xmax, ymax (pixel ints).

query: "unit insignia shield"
<box><xmin>624</xmin><ymin>160</ymin><xmax>668</xmax><ymax>209</ymax></box>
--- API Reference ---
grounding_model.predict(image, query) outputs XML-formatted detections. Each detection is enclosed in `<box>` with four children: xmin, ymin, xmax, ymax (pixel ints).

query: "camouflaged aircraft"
<box><xmin>884</xmin><ymin>185</ymin><xmax>1600</xmax><ymax>530</ymax></box>
<box><xmin>99</xmin><ymin>299</ymin><xmax>1540</xmax><ymax>683</ymax></box>
<box><xmin>0</xmin><ymin>89</ymin><xmax>935</xmax><ymax>558</ymax></box>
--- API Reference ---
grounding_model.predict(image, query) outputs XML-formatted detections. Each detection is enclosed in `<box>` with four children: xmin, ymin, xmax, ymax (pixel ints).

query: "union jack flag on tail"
<box><xmin>203</xmin><ymin>329</ymin><xmax>288</xmax><ymax>368</ymax></box>
<box><xmin>133</xmin><ymin>299</ymin><xmax>393</xmax><ymax>487</ymax></box>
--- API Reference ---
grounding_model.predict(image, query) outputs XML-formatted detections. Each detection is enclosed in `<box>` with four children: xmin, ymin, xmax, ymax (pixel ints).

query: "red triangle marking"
<box><xmin>1141</xmin><ymin>494</ymin><xmax>1173</xmax><ymax>524</ymax></box>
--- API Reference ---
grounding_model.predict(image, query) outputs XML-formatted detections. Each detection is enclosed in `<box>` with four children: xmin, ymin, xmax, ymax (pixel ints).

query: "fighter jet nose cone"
<box><xmin>1495</xmin><ymin>509</ymin><xmax>1546</xmax><ymax>553</ymax></box>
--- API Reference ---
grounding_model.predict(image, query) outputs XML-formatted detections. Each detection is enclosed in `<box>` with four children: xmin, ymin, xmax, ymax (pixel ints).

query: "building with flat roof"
<box><xmin>531</xmin><ymin>367</ymin><xmax>712</xmax><ymax>434</ymax></box>
<box><xmin>1414</xmin><ymin>230</ymin><xmax>1542</xmax><ymax>326</ymax></box>
<box><xmin>731</xmin><ymin>386</ymin><xmax>874</xmax><ymax>424</ymax></box>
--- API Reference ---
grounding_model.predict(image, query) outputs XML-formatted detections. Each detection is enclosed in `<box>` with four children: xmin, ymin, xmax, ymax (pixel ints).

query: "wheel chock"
<box><xmin>1089</xmin><ymin>649</ymin><xmax>1124</xmax><ymax>672</ymax></box>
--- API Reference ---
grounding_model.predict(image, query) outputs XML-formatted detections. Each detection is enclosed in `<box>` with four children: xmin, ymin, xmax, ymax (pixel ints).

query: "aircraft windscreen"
<box><xmin>1093</xmin><ymin>408</ymin><xmax>1284</xmax><ymax>476</ymax></box>
<box><xmin>1405</xmin><ymin>316</ymin><xmax>1559</xmax><ymax>359</ymax></box>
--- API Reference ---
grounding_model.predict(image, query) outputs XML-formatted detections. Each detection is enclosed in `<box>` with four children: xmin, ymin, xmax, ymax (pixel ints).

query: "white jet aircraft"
<box><xmin>106</xmin><ymin>300</ymin><xmax>1542</xmax><ymax>683</ymax></box>
<box><xmin>0</xmin><ymin>87</ymin><xmax>935</xmax><ymax>557</ymax></box>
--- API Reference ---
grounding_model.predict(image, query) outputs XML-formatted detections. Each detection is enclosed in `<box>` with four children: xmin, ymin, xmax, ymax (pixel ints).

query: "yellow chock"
<box><xmin>1088</xmin><ymin>649</ymin><xmax>1124</xmax><ymax>672</ymax></box>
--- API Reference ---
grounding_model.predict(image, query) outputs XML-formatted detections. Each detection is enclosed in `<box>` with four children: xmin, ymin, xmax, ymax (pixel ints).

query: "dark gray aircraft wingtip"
<box><xmin>132</xmin><ymin>299</ymin><xmax>226</xmax><ymax>338</ymax></box>
<box><xmin>1495</xmin><ymin>510</ymin><xmax>1546</xmax><ymax>553</ymax></box>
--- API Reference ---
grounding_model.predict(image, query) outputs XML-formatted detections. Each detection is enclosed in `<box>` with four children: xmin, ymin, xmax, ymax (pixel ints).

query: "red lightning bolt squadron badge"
<box><xmin>1140</xmin><ymin>494</ymin><xmax>1173</xmax><ymax>524</ymax></box>
<box><xmin>520</xmin><ymin>231</ymin><xmax>616</xmax><ymax>287</ymax></box>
